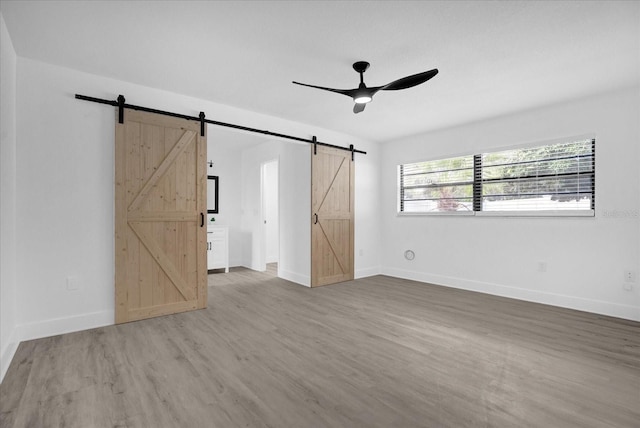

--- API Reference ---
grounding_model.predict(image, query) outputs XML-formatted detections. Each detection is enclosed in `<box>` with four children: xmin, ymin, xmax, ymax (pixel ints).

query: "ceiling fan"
<box><xmin>292</xmin><ymin>61</ymin><xmax>438</xmax><ymax>114</ymax></box>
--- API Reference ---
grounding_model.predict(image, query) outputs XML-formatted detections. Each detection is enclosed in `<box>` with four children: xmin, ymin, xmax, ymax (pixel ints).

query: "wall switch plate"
<box><xmin>66</xmin><ymin>276</ymin><xmax>79</xmax><ymax>291</ymax></box>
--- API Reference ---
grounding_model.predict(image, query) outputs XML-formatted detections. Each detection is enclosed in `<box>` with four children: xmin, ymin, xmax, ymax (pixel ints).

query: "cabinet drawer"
<box><xmin>207</xmin><ymin>228</ymin><xmax>227</xmax><ymax>238</ymax></box>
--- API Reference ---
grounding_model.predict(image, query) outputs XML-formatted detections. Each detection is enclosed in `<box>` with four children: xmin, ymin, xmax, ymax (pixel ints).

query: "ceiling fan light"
<box><xmin>354</xmin><ymin>95</ymin><xmax>372</xmax><ymax>104</ymax></box>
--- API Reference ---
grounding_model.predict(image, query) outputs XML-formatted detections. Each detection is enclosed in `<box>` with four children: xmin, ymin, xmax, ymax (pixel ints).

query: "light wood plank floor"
<box><xmin>1</xmin><ymin>269</ymin><xmax>639</xmax><ymax>427</ymax></box>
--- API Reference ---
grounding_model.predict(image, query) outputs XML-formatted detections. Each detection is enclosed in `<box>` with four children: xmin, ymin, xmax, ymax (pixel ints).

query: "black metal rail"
<box><xmin>75</xmin><ymin>94</ymin><xmax>366</xmax><ymax>157</ymax></box>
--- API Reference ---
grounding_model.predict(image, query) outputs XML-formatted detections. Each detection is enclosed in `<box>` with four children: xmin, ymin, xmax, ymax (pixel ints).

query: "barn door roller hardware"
<box><xmin>75</xmin><ymin>94</ymin><xmax>367</xmax><ymax>157</ymax></box>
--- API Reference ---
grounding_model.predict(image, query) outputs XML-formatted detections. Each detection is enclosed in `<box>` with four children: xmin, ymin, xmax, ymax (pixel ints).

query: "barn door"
<box><xmin>311</xmin><ymin>145</ymin><xmax>354</xmax><ymax>287</ymax></box>
<box><xmin>115</xmin><ymin>110</ymin><xmax>207</xmax><ymax>324</ymax></box>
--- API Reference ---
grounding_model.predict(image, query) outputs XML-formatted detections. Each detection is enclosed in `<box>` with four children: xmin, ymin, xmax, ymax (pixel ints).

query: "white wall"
<box><xmin>206</xmin><ymin>141</ymin><xmax>243</xmax><ymax>266</ymax></box>
<box><xmin>353</xmin><ymin>141</ymin><xmax>382</xmax><ymax>279</ymax></box>
<box><xmin>12</xmin><ymin>57</ymin><xmax>380</xmax><ymax>347</ymax></box>
<box><xmin>264</xmin><ymin>160</ymin><xmax>279</xmax><ymax>264</ymax></box>
<box><xmin>381</xmin><ymin>87</ymin><xmax>640</xmax><ymax>321</ymax></box>
<box><xmin>0</xmin><ymin>12</ymin><xmax>18</xmax><ymax>382</ymax></box>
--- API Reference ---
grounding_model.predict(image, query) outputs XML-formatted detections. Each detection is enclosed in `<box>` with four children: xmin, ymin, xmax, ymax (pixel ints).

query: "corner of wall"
<box><xmin>355</xmin><ymin>267</ymin><xmax>382</xmax><ymax>279</ymax></box>
<box><xmin>0</xmin><ymin>11</ymin><xmax>19</xmax><ymax>384</ymax></box>
<box><xmin>278</xmin><ymin>269</ymin><xmax>310</xmax><ymax>287</ymax></box>
<box><xmin>0</xmin><ymin>333</ymin><xmax>19</xmax><ymax>384</ymax></box>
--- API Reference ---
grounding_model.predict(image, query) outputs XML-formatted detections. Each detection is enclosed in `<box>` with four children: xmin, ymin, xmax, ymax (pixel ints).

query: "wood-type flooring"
<box><xmin>1</xmin><ymin>267</ymin><xmax>639</xmax><ymax>427</ymax></box>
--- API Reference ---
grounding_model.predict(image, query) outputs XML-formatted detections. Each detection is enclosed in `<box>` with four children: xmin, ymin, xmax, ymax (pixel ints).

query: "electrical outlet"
<box><xmin>66</xmin><ymin>276</ymin><xmax>79</xmax><ymax>291</ymax></box>
<box><xmin>537</xmin><ymin>261</ymin><xmax>547</xmax><ymax>273</ymax></box>
<box><xmin>624</xmin><ymin>270</ymin><xmax>637</xmax><ymax>283</ymax></box>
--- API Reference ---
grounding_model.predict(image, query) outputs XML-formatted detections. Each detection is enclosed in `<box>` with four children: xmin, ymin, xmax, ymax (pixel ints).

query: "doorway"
<box><xmin>262</xmin><ymin>159</ymin><xmax>279</xmax><ymax>272</ymax></box>
<box><xmin>207</xmin><ymin>126</ymin><xmax>311</xmax><ymax>285</ymax></box>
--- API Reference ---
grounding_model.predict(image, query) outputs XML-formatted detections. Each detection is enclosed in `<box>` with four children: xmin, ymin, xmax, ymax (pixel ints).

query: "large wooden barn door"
<box><xmin>311</xmin><ymin>145</ymin><xmax>354</xmax><ymax>287</ymax></box>
<box><xmin>115</xmin><ymin>110</ymin><xmax>207</xmax><ymax>324</ymax></box>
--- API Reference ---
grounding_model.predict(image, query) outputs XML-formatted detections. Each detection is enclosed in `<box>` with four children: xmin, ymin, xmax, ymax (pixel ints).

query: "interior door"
<box><xmin>115</xmin><ymin>110</ymin><xmax>207</xmax><ymax>323</ymax></box>
<box><xmin>311</xmin><ymin>145</ymin><xmax>354</xmax><ymax>287</ymax></box>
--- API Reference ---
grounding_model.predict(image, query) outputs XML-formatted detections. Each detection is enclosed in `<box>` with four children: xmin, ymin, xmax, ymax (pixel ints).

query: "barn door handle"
<box><xmin>313</xmin><ymin>213</ymin><xmax>318</xmax><ymax>224</ymax></box>
<box><xmin>200</xmin><ymin>213</ymin><xmax>204</xmax><ymax>227</ymax></box>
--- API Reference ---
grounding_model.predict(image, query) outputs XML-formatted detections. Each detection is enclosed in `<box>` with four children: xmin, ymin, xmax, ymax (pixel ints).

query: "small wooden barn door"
<box><xmin>115</xmin><ymin>110</ymin><xmax>207</xmax><ymax>324</ymax></box>
<box><xmin>311</xmin><ymin>145</ymin><xmax>354</xmax><ymax>287</ymax></box>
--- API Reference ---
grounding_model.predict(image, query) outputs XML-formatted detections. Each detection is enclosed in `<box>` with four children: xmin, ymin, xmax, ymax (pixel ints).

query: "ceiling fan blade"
<box><xmin>353</xmin><ymin>103</ymin><xmax>366</xmax><ymax>114</ymax></box>
<box><xmin>381</xmin><ymin>68</ymin><xmax>439</xmax><ymax>91</ymax></box>
<box><xmin>292</xmin><ymin>81</ymin><xmax>356</xmax><ymax>98</ymax></box>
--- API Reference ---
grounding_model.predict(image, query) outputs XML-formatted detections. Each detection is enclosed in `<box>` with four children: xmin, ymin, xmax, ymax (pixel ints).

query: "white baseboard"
<box><xmin>1</xmin><ymin>310</ymin><xmax>113</xmax><ymax>383</ymax></box>
<box><xmin>278</xmin><ymin>268</ymin><xmax>310</xmax><ymax>287</ymax></box>
<box><xmin>15</xmin><ymin>310</ymin><xmax>114</xmax><ymax>343</ymax></box>
<box><xmin>0</xmin><ymin>329</ymin><xmax>19</xmax><ymax>384</ymax></box>
<box><xmin>355</xmin><ymin>266</ymin><xmax>381</xmax><ymax>279</ymax></box>
<box><xmin>382</xmin><ymin>267</ymin><xmax>640</xmax><ymax>322</ymax></box>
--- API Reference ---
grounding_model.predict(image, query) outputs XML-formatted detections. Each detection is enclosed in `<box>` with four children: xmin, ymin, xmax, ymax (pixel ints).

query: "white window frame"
<box><xmin>397</xmin><ymin>135</ymin><xmax>596</xmax><ymax>218</ymax></box>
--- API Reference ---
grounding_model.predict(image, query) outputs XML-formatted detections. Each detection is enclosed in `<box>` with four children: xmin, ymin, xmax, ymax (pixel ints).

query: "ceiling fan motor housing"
<box><xmin>353</xmin><ymin>61</ymin><xmax>370</xmax><ymax>73</ymax></box>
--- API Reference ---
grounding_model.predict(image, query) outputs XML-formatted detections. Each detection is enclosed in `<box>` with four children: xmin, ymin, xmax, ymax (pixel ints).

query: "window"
<box><xmin>399</xmin><ymin>155</ymin><xmax>474</xmax><ymax>213</ymax></box>
<box><xmin>480</xmin><ymin>139</ymin><xmax>595</xmax><ymax>212</ymax></box>
<box><xmin>398</xmin><ymin>138</ymin><xmax>595</xmax><ymax>216</ymax></box>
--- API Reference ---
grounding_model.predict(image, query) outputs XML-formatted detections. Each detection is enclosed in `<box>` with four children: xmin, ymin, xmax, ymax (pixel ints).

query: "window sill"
<box><xmin>397</xmin><ymin>211</ymin><xmax>475</xmax><ymax>217</ymax></box>
<box><xmin>476</xmin><ymin>210</ymin><xmax>595</xmax><ymax>218</ymax></box>
<box><xmin>397</xmin><ymin>210</ymin><xmax>595</xmax><ymax>218</ymax></box>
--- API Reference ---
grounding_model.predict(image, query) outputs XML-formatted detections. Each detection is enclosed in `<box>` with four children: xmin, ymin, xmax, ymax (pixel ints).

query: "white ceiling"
<box><xmin>2</xmin><ymin>0</ymin><xmax>639</xmax><ymax>144</ymax></box>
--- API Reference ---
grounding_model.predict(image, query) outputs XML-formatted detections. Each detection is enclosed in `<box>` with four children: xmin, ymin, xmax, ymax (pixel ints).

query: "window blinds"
<box><xmin>399</xmin><ymin>138</ymin><xmax>595</xmax><ymax>215</ymax></box>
